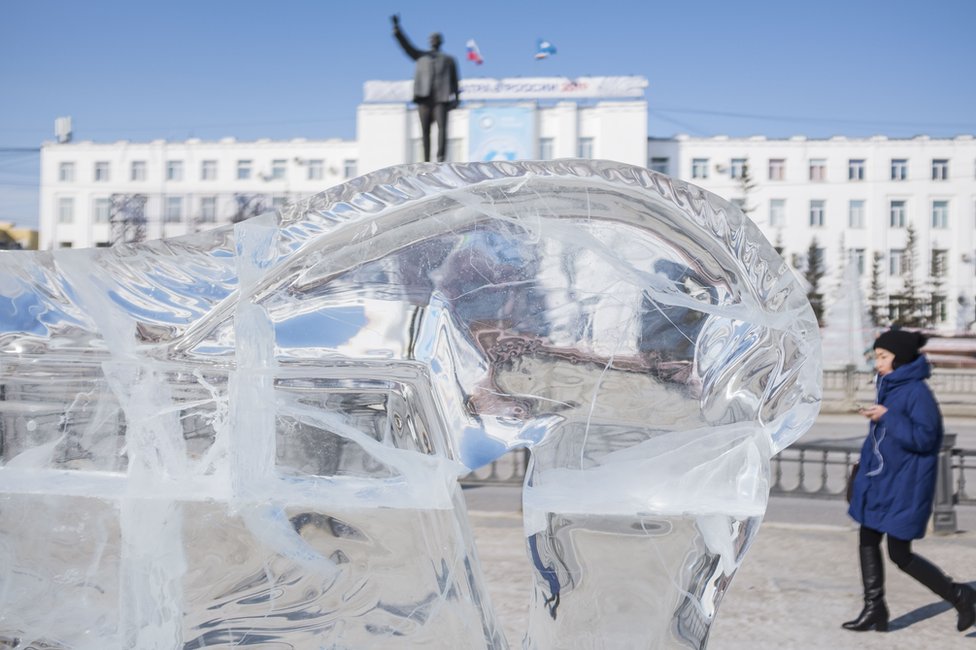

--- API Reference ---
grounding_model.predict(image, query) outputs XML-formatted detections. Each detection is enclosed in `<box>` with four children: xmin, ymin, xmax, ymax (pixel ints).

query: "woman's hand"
<box><xmin>859</xmin><ymin>404</ymin><xmax>888</xmax><ymax>422</ymax></box>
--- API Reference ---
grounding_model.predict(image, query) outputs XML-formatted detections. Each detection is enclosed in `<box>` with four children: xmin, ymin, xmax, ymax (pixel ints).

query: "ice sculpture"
<box><xmin>0</xmin><ymin>160</ymin><xmax>821</xmax><ymax>649</ymax></box>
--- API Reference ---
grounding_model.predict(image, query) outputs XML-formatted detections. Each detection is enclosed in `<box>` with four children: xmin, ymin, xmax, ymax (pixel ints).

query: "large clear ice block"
<box><xmin>0</xmin><ymin>160</ymin><xmax>820</xmax><ymax>649</ymax></box>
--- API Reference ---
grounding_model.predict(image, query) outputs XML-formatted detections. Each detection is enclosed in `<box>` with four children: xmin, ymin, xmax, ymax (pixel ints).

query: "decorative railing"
<box><xmin>822</xmin><ymin>367</ymin><xmax>976</xmax><ymax>406</ymax></box>
<box><xmin>461</xmin><ymin>439</ymin><xmax>976</xmax><ymax>532</ymax></box>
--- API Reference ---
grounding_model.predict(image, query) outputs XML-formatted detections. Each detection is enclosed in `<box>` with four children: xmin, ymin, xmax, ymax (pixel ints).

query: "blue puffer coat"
<box><xmin>847</xmin><ymin>355</ymin><xmax>943</xmax><ymax>540</ymax></box>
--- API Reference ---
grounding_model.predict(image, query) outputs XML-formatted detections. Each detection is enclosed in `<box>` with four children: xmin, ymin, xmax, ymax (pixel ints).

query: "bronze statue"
<box><xmin>391</xmin><ymin>14</ymin><xmax>460</xmax><ymax>163</ymax></box>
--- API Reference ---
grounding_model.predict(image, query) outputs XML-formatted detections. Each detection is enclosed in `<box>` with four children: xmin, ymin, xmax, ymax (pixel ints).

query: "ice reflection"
<box><xmin>0</xmin><ymin>160</ymin><xmax>820</xmax><ymax>648</ymax></box>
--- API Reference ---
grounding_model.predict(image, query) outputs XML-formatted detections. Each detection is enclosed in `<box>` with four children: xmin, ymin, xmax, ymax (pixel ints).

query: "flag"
<box><xmin>535</xmin><ymin>38</ymin><xmax>556</xmax><ymax>59</ymax></box>
<box><xmin>466</xmin><ymin>39</ymin><xmax>484</xmax><ymax>65</ymax></box>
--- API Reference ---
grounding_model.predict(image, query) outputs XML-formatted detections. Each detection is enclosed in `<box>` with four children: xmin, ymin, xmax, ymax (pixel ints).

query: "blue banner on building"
<box><xmin>469</xmin><ymin>106</ymin><xmax>535</xmax><ymax>162</ymax></box>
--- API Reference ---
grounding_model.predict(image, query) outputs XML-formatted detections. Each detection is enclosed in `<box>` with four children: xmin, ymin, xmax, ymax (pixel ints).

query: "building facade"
<box><xmin>647</xmin><ymin>134</ymin><xmax>976</xmax><ymax>331</ymax></box>
<box><xmin>37</xmin><ymin>76</ymin><xmax>976</xmax><ymax>330</ymax></box>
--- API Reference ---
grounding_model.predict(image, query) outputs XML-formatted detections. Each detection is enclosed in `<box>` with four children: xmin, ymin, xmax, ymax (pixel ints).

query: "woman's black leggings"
<box><xmin>859</xmin><ymin>525</ymin><xmax>914</xmax><ymax>568</ymax></box>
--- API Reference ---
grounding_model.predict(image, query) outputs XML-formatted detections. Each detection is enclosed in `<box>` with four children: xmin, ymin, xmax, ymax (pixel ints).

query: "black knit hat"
<box><xmin>873</xmin><ymin>328</ymin><xmax>927</xmax><ymax>369</ymax></box>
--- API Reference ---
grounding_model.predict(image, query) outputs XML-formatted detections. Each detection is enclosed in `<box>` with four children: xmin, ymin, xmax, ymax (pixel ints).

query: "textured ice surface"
<box><xmin>0</xmin><ymin>160</ymin><xmax>821</xmax><ymax>649</ymax></box>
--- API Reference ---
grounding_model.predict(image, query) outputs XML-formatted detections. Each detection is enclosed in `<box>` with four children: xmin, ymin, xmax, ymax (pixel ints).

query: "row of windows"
<box><xmin>815</xmin><ymin>248</ymin><xmax>955</xmax><ymax>279</ymax></box>
<box><xmin>648</xmin><ymin>156</ymin><xmax>962</xmax><ymax>182</ymax></box>
<box><xmin>760</xmin><ymin>198</ymin><xmax>959</xmax><ymax>229</ymax></box>
<box><xmin>57</xmin><ymin>158</ymin><xmax>358</xmax><ymax>184</ymax></box>
<box><xmin>55</xmin><ymin>194</ymin><xmax>293</xmax><ymax>225</ymax></box>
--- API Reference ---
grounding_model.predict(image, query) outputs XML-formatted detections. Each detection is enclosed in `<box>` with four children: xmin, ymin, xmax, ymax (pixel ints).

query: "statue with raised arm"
<box><xmin>391</xmin><ymin>14</ymin><xmax>460</xmax><ymax>163</ymax></box>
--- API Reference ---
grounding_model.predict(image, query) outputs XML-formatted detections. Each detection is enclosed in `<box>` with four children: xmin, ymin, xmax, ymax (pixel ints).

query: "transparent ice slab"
<box><xmin>0</xmin><ymin>160</ymin><xmax>821</xmax><ymax>649</ymax></box>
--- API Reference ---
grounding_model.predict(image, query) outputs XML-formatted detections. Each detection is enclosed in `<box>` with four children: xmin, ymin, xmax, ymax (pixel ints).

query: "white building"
<box><xmin>38</xmin><ymin>75</ymin><xmax>976</xmax><ymax>331</ymax></box>
<box><xmin>650</xmin><ymin>134</ymin><xmax>976</xmax><ymax>330</ymax></box>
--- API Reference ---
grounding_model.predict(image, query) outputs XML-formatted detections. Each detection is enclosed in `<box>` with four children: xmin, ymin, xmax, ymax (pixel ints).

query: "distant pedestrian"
<box><xmin>844</xmin><ymin>327</ymin><xmax>975</xmax><ymax>633</ymax></box>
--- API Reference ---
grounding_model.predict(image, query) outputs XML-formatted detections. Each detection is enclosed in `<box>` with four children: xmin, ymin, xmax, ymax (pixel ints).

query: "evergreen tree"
<box><xmin>869</xmin><ymin>251</ymin><xmax>886</xmax><ymax>327</ymax></box>
<box><xmin>928</xmin><ymin>247</ymin><xmax>947</xmax><ymax>325</ymax></box>
<box><xmin>737</xmin><ymin>162</ymin><xmax>758</xmax><ymax>215</ymax></box>
<box><xmin>899</xmin><ymin>223</ymin><xmax>926</xmax><ymax>327</ymax></box>
<box><xmin>805</xmin><ymin>238</ymin><xmax>826</xmax><ymax>326</ymax></box>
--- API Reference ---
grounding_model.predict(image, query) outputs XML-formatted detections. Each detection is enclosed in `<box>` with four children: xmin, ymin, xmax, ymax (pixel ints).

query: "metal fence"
<box><xmin>823</xmin><ymin>367</ymin><xmax>976</xmax><ymax>405</ymax></box>
<box><xmin>461</xmin><ymin>439</ymin><xmax>976</xmax><ymax>532</ymax></box>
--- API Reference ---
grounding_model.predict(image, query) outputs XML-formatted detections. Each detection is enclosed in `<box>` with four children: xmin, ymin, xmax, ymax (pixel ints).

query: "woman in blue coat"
<box><xmin>844</xmin><ymin>328</ymin><xmax>975</xmax><ymax>633</ymax></box>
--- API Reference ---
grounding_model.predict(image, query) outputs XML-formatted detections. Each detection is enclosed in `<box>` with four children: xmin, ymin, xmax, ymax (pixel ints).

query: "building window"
<box><xmin>58</xmin><ymin>241</ymin><xmax>73</xmax><ymax>248</ymax></box>
<box><xmin>93</xmin><ymin>198</ymin><xmax>110</xmax><ymax>223</ymax></box>
<box><xmin>58</xmin><ymin>162</ymin><xmax>75</xmax><ymax>182</ymax></box>
<box><xmin>237</xmin><ymin>160</ymin><xmax>252</xmax><ymax>180</ymax></box>
<box><xmin>809</xmin><ymin>159</ymin><xmax>826</xmax><ymax>181</ymax></box>
<box><xmin>648</xmin><ymin>156</ymin><xmax>668</xmax><ymax>174</ymax></box>
<box><xmin>848</xmin><ymin>159</ymin><xmax>865</xmax><ymax>181</ymax></box>
<box><xmin>853</xmin><ymin>248</ymin><xmax>866</xmax><ymax>276</ymax></box>
<box><xmin>769</xmin><ymin>199</ymin><xmax>786</xmax><ymax>227</ymax></box>
<box><xmin>730</xmin><ymin>158</ymin><xmax>747</xmax><ymax>179</ymax></box>
<box><xmin>130</xmin><ymin>161</ymin><xmax>146</xmax><ymax>181</ymax></box>
<box><xmin>164</xmin><ymin>196</ymin><xmax>183</xmax><ymax>223</ymax></box>
<box><xmin>57</xmin><ymin>197</ymin><xmax>74</xmax><ymax>224</ymax></box>
<box><xmin>201</xmin><ymin>160</ymin><xmax>217</xmax><ymax>181</ymax></box>
<box><xmin>931</xmin><ymin>248</ymin><xmax>948</xmax><ymax>277</ymax></box>
<box><xmin>577</xmin><ymin>137</ymin><xmax>594</xmax><ymax>159</ymax></box>
<box><xmin>94</xmin><ymin>161</ymin><xmax>110</xmax><ymax>182</ymax></box>
<box><xmin>343</xmin><ymin>159</ymin><xmax>358</xmax><ymax>179</ymax></box>
<box><xmin>889</xmin><ymin>248</ymin><xmax>905</xmax><ymax>276</ymax></box>
<box><xmin>95</xmin><ymin>242</ymin><xmax>111</xmax><ymax>248</ymax></box>
<box><xmin>199</xmin><ymin>196</ymin><xmax>216</xmax><ymax>223</ymax></box>
<box><xmin>889</xmin><ymin>200</ymin><xmax>906</xmax><ymax>228</ymax></box>
<box><xmin>768</xmin><ymin>158</ymin><xmax>785</xmax><ymax>181</ymax></box>
<box><xmin>539</xmin><ymin>138</ymin><xmax>555</xmax><ymax>160</ymax></box>
<box><xmin>166</xmin><ymin>160</ymin><xmax>183</xmax><ymax>182</ymax></box>
<box><xmin>931</xmin><ymin>295</ymin><xmax>947</xmax><ymax>323</ymax></box>
<box><xmin>890</xmin><ymin>159</ymin><xmax>908</xmax><ymax>180</ymax></box>
<box><xmin>931</xmin><ymin>200</ymin><xmax>949</xmax><ymax>229</ymax></box>
<box><xmin>308</xmin><ymin>159</ymin><xmax>324</xmax><ymax>180</ymax></box>
<box><xmin>691</xmin><ymin>158</ymin><xmax>709</xmax><ymax>179</ymax></box>
<box><xmin>932</xmin><ymin>159</ymin><xmax>949</xmax><ymax>181</ymax></box>
<box><xmin>270</xmin><ymin>159</ymin><xmax>286</xmax><ymax>180</ymax></box>
<box><xmin>849</xmin><ymin>200</ymin><xmax>865</xmax><ymax>229</ymax></box>
<box><xmin>809</xmin><ymin>200</ymin><xmax>825</xmax><ymax>227</ymax></box>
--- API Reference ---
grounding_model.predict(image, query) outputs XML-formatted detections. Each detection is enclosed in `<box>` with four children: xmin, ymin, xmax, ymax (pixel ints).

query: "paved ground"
<box><xmin>465</xmin><ymin>487</ymin><xmax>976</xmax><ymax>649</ymax></box>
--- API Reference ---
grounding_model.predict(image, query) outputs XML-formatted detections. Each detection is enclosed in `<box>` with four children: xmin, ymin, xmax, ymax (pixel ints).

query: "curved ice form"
<box><xmin>0</xmin><ymin>160</ymin><xmax>821</xmax><ymax>649</ymax></box>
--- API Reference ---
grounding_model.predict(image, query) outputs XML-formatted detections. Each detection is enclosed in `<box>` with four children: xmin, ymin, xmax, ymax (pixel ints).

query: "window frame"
<box><xmin>691</xmin><ymin>158</ymin><xmax>709</xmax><ymax>179</ymax></box>
<box><xmin>237</xmin><ymin>159</ymin><xmax>253</xmax><ymax>181</ymax></box>
<box><xmin>808</xmin><ymin>158</ymin><xmax>826</xmax><ymax>182</ymax></box>
<box><xmin>849</xmin><ymin>200</ymin><xmax>866</xmax><ymax>229</ymax></box>
<box><xmin>890</xmin><ymin>158</ymin><xmax>908</xmax><ymax>181</ymax></box>
<box><xmin>58</xmin><ymin>162</ymin><xmax>75</xmax><ymax>182</ymax></box>
<box><xmin>889</xmin><ymin>200</ymin><xmax>907</xmax><ymax>228</ymax></box>
<box><xmin>809</xmin><ymin>199</ymin><xmax>826</xmax><ymax>227</ymax></box>
<box><xmin>94</xmin><ymin>161</ymin><xmax>110</xmax><ymax>182</ymax></box>
<box><xmin>164</xmin><ymin>196</ymin><xmax>183</xmax><ymax>223</ymax></box>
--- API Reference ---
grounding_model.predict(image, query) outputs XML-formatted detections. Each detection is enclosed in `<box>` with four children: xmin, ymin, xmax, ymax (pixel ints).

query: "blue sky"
<box><xmin>2</xmin><ymin>0</ymin><xmax>974</xmax><ymax>229</ymax></box>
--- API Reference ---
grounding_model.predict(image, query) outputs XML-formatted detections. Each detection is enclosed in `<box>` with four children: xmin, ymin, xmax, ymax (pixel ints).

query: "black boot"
<box><xmin>951</xmin><ymin>582</ymin><xmax>975</xmax><ymax>632</ymax></box>
<box><xmin>843</xmin><ymin>545</ymin><xmax>889</xmax><ymax>632</ymax></box>
<box><xmin>901</xmin><ymin>556</ymin><xmax>975</xmax><ymax>632</ymax></box>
